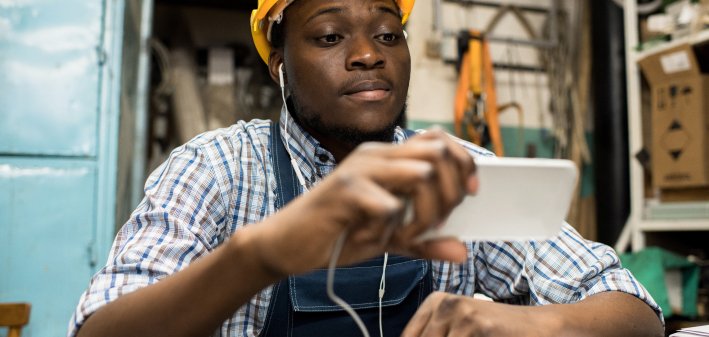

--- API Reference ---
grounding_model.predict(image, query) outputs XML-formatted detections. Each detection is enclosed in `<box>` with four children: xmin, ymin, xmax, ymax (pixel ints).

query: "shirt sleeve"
<box><xmin>469</xmin><ymin>223</ymin><xmax>664</xmax><ymax>323</ymax></box>
<box><xmin>67</xmin><ymin>139</ymin><xmax>230</xmax><ymax>336</ymax></box>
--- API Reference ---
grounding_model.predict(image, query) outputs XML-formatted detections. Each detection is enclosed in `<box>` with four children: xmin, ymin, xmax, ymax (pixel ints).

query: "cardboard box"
<box><xmin>638</xmin><ymin>43</ymin><xmax>709</xmax><ymax>189</ymax></box>
<box><xmin>660</xmin><ymin>186</ymin><xmax>709</xmax><ymax>202</ymax></box>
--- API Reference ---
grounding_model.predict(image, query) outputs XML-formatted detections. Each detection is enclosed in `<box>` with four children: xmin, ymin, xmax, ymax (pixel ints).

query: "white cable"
<box><xmin>378</xmin><ymin>252</ymin><xmax>389</xmax><ymax>337</ymax></box>
<box><xmin>279</xmin><ymin>63</ymin><xmax>309</xmax><ymax>191</ymax></box>
<box><xmin>279</xmin><ymin>63</ymin><xmax>368</xmax><ymax>335</ymax></box>
<box><xmin>327</xmin><ymin>231</ymin><xmax>371</xmax><ymax>337</ymax></box>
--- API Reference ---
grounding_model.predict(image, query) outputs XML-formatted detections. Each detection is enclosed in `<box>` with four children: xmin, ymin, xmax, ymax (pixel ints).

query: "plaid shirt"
<box><xmin>69</xmin><ymin>109</ymin><xmax>662</xmax><ymax>336</ymax></box>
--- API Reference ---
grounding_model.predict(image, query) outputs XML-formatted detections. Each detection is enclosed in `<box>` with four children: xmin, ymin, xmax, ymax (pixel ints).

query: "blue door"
<box><xmin>0</xmin><ymin>0</ymin><xmax>126</xmax><ymax>336</ymax></box>
<box><xmin>0</xmin><ymin>159</ymin><xmax>97</xmax><ymax>336</ymax></box>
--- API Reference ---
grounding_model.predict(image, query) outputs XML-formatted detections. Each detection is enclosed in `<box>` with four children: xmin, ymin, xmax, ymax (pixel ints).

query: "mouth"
<box><xmin>342</xmin><ymin>80</ymin><xmax>392</xmax><ymax>101</ymax></box>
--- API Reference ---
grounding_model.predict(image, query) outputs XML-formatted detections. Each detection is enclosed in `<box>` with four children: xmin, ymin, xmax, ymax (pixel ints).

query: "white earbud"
<box><xmin>403</xmin><ymin>30</ymin><xmax>408</xmax><ymax>40</ymax></box>
<box><xmin>278</xmin><ymin>63</ymin><xmax>285</xmax><ymax>89</ymax></box>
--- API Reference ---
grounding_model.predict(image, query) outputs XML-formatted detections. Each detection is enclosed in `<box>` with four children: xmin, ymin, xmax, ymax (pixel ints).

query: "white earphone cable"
<box><xmin>279</xmin><ymin>63</ymin><xmax>371</xmax><ymax>336</ymax></box>
<box><xmin>378</xmin><ymin>252</ymin><xmax>389</xmax><ymax>337</ymax></box>
<box><xmin>327</xmin><ymin>231</ymin><xmax>371</xmax><ymax>337</ymax></box>
<box><xmin>279</xmin><ymin>63</ymin><xmax>309</xmax><ymax>191</ymax></box>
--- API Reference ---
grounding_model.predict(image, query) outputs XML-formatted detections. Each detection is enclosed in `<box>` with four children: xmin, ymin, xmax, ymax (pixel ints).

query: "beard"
<box><xmin>287</xmin><ymin>94</ymin><xmax>407</xmax><ymax>148</ymax></box>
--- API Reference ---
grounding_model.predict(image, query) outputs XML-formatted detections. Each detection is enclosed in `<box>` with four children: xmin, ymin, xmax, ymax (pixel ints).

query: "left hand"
<box><xmin>401</xmin><ymin>292</ymin><xmax>561</xmax><ymax>337</ymax></box>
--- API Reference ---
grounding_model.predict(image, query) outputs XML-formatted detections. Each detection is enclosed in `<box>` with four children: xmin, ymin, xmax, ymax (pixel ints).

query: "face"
<box><xmin>269</xmin><ymin>0</ymin><xmax>411</xmax><ymax>152</ymax></box>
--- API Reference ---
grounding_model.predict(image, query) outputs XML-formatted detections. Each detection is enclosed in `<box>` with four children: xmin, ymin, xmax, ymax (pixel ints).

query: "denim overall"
<box><xmin>260</xmin><ymin>123</ymin><xmax>433</xmax><ymax>337</ymax></box>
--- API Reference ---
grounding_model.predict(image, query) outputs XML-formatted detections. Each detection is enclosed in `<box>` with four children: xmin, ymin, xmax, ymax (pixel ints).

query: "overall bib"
<box><xmin>260</xmin><ymin>123</ymin><xmax>433</xmax><ymax>337</ymax></box>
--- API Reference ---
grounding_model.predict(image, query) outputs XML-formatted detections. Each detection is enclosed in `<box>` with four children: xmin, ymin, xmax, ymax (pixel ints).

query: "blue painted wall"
<box><xmin>0</xmin><ymin>1</ymin><xmax>125</xmax><ymax>336</ymax></box>
<box><xmin>0</xmin><ymin>2</ymin><xmax>102</xmax><ymax>156</ymax></box>
<box><xmin>0</xmin><ymin>160</ymin><xmax>97</xmax><ymax>336</ymax></box>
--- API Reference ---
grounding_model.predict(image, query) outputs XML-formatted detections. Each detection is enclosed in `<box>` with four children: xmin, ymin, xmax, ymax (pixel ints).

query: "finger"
<box><xmin>338</xmin><ymin>176</ymin><xmax>402</xmax><ymax>241</ymax></box>
<box><xmin>408</xmin><ymin>238</ymin><xmax>468</xmax><ymax>264</ymax></box>
<box><xmin>429</xmin><ymin>144</ymin><xmax>465</xmax><ymax>218</ymax></box>
<box><xmin>407</xmin><ymin>134</ymin><xmax>464</xmax><ymax>221</ymax></box>
<box><xmin>467</xmin><ymin>174</ymin><xmax>480</xmax><ymax>196</ymax></box>
<box><xmin>359</xmin><ymin>136</ymin><xmax>474</xmax><ymax>201</ymax></box>
<box><xmin>351</xmin><ymin>137</ymin><xmax>476</xmax><ymax>241</ymax></box>
<box><xmin>404</xmin><ymin>133</ymin><xmax>473</xmax><ymax>214</ymax></box>
<box><xmin>410</xmin><ymin>179</ymin><xmax>441</xmax><ymax>228</ymax></box>
<box><xmin>359</xmin><ymin>158</ymin><xmax>434</xmax><ymax>194</ymax></box>
<box><xmin>388</xmin><ymin>138</ymin><xmax>460</xmax><ymax>220</ymax></box>
<box><xmin>400</xmin><ymin>293</ymin><xmax>438</xmax><ymax>337</ymax></box>
<box><xmin>400</xmin><ymin>181</ymin><xmax>440</xmax><ymax>239</ymax></box>
<box><xmin>414</xmin><ymin>130</ymin><xmax>478</xmax><ymax>194</ymax></box>
<box><xmin>436</xmin><ymin>130</ymin><xmax>478</xmax><ymax>194</ymax></box>
<box><xmin>359</xmin><ymin>136</ymin><xmax>448</xmax><ymax>163</ymax></box>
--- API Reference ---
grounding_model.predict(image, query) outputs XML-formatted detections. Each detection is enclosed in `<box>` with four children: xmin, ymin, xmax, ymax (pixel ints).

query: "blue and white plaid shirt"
<box><xmin>69</xmin><ymin>108</ymin><xmax>662</xmax><ymax>337</ymax></box>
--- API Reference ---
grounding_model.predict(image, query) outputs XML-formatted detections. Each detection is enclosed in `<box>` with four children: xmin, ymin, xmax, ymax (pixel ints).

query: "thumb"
<box><xmin>411</xmin><ymin>238</ymin><xmax>468</xmax><ymax>263</ymax></box>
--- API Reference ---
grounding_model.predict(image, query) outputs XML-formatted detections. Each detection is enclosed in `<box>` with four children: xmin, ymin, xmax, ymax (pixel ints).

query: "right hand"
<box><xmin>250</xmin><ymin>129</ymin><xmax>478</xmax><ymax>277</ymax></box>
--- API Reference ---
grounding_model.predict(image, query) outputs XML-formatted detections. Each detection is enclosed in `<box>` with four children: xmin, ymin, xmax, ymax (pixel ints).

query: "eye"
<box><xmin>318</xmin><ymin>34</ymin><xmax>342</xmax><ymax>44</ymax></box>
<box><xmin>378</xmin><ymin>33</ymin><xmax>398</xmax><ymax>43</ymax></box>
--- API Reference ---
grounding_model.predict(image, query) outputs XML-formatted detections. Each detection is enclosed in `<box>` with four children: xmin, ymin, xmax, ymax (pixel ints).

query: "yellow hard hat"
<box><xmin>250</xmin><ymin>0</ymin><xmax>415</xmax><ymax>64</ymax></box>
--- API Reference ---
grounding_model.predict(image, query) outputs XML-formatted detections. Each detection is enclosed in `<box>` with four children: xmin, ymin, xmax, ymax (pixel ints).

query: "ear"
<box><xmin>267</xmin><ymin>51</ymin><xmax>285</xmax><ymax>87</ymax></box>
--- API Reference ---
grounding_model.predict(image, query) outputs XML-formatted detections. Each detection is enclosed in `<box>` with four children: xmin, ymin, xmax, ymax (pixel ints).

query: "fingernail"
<box><xmin>467</xmin><ymin>176</ymin><xmax>479</xmax><ymax>194</ymax></box>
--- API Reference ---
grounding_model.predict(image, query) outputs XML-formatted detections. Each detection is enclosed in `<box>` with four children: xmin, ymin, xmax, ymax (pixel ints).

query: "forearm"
<box><xmin>76</xmin><ymin>225</ymin><xmax>279</xmax><ymax>337</ymax></box>
<box><xmin>545</xmin><ymin>291</ymin><xmax>664</xmax><ymax>337</ymax></box>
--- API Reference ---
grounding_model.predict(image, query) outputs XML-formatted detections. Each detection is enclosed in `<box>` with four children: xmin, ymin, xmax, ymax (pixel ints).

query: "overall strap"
<box><xmin>260</xmin><ymin>124</ymin><xmax>431</xmax><ymax>337</ymax></box>
<box><xmin>261</xmin><ymin>121</ymin><xmax>301</xmax><ymax>337</ymax></box>
<box><xmin>271</xmin><ymin>121</ymin><xmax>300</xmax><ymax>208</ymax></box>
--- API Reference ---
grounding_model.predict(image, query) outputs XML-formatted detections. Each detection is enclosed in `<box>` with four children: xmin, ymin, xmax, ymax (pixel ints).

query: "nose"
<box><xmin>346</xmin><ymin>35</ymin><xmax>385</xmax><ymax>70</ymax></box>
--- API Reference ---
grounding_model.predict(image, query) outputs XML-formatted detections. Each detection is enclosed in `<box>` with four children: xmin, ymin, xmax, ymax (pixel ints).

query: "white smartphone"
<box><xmin>417</xmin><ymin>157</ymin><xmax>578</xmax><ymax>242</ymax></box>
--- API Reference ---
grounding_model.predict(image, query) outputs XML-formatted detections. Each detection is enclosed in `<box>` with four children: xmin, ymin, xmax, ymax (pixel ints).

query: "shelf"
<box><xmin>636</xmin><ymin>202</ymin><xmax>709</xmax><ymax>231</ymax></box>
<box><xmin>645</xmin><ymin>201</ymin><xmax>709</xmax><ymax>220</ymax></box>
<box><xmin>637</xmin><ymin>219</ymin><xmax>709</xmax><ymax>232</ymax></box>
<box><xmin>634</xmin><ymin>29</ymin><xmax>709</xmax><ymax>62</ymax></box>
<box><xmin>621</xmin><ymin>0</ymin><xmax>709</xmax><ymax>251</ymax></box>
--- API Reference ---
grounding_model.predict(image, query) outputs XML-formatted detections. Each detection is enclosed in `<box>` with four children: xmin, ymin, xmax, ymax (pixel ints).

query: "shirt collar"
<box><xmin>277</xmin><ymin>105</ymin><xmax>409</xmax><ymax>185</ymax></box>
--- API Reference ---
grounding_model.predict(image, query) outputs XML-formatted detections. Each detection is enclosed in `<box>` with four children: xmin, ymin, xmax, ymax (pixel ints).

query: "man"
<box><xmin>69</xmin><ymin>0</ymin><xmax>665</xmax><ymax>336</ymax></box>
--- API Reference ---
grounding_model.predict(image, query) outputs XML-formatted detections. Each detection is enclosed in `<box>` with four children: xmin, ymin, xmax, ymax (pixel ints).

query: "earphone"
<box><xmin>277</xmin><ymin>62</ymin><xmax>389</xmax><ymax>337</ymax></box>
<box><xmin>278</xmin><ymin>63</ymin><xmax>309</xmax><ymax>191</ymax></box>
<box><xmin>278</xmin><ymin>63</ymin><xmax>285</xmax><ymax>88</ymax></box>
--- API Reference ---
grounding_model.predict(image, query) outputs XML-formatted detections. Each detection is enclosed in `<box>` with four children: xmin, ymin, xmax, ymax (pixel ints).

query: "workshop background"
<box><xmin>0</xmin><ymin>0</ymin><xmax>708</xmax><ymax>336</ymax></box>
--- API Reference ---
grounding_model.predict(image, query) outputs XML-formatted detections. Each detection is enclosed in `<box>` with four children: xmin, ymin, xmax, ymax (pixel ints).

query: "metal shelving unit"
<box><xmin>617</xmin><ymin>0</ymin><xmax>709</xmax><ymax>252</ymax></box>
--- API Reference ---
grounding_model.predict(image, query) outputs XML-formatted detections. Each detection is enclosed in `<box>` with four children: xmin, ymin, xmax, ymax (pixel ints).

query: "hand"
<box><xmin>251</xmin><ymin>130</ymin><xmax>478</xmax><ymax>277</ymax></box>
<box><xmin>401</xmin><ymin>292</ymin><xmax>561</xmax><ymax>337</ymax></box>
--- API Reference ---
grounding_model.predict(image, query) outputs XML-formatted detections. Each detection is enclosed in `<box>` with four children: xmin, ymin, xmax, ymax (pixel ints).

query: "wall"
<box><xmin>406</xmin><ymin>0</ymin><xmax>572</xmax><ymax>158</ymax></box>
<box><xmin>0</xmin><ymin>0</ymin><xmax>125</xmax><ymax>336</ymax></box>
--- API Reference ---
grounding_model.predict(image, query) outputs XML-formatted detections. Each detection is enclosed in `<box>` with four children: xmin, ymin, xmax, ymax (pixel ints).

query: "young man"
<box><xmin>69</xmin><ymin>0</ymin><xmax>665</xmax><ymax>336</ymax></box>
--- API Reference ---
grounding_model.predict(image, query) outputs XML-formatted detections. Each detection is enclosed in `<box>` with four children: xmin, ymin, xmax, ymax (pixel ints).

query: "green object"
<box><xmin>620</xmin><ymin>247</ymin><xmax>700</xmax><ymax>318</ymax></box>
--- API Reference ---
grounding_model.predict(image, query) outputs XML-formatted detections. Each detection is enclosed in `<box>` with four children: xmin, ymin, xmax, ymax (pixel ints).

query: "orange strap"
<box><xmin>454</xmin><ymin>49</ymin><xmax>470</xmax><ymax>139</ymax></box>
<box><xmin>453</xmin><ymin>30</ymin><xmax>504</xmax><ymax>156</ymax></box>
<box><xmin>481</xmin><ymin>35</ymin><xmax>504</xmax><ymax>156</ymax></box>
<box><xmin>469</xmin><ymin>36</ymin><xmax>482</xmax><ymax>95</ymax></box>
<box><xmin>454</xmin><ymin>32</ymin><xmax>483</xmax><ymax>143</ymax></box>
